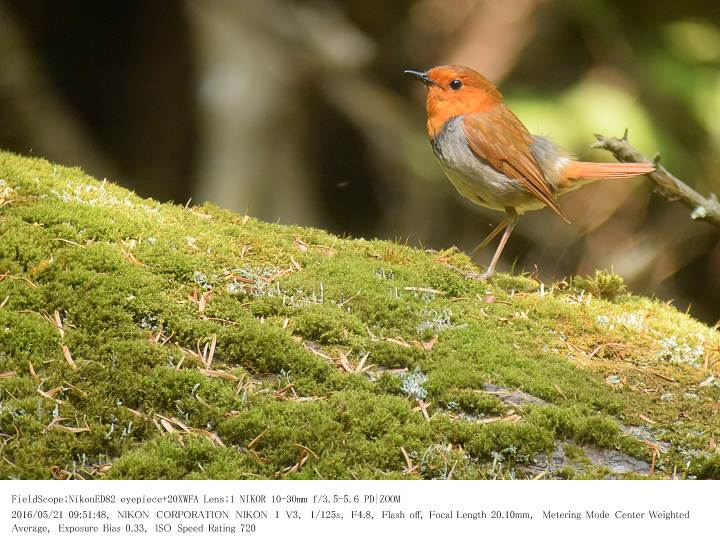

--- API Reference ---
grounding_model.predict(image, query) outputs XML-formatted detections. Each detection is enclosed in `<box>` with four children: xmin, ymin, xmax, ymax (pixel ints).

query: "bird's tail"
<box><xmin>562</xmin><ymin>161</ymin><xmax>655</xmax><ymax>181</ymax></box>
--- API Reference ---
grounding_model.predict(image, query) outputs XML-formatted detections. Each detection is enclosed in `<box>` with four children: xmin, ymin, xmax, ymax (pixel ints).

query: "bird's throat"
<box><xmin>426</xmin><ymin>91</ymin><xmax>498</xmax><ymax>138</ymax></box>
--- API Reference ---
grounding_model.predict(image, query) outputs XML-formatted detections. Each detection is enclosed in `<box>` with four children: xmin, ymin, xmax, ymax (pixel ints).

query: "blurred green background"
<box><xmin>1</xmin><ymin>0</ymin><xmax>719</xmax><ymax>322</ymax></box>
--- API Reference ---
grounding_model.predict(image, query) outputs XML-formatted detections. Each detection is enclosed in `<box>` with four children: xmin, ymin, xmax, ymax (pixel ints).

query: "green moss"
<box><xmin>524</xmin><ymin>406</ymin><xmax>623</xmax><ymax>447</ymax></box>
<box><xmin>292</xmin><ymin>305</ymin><xmax>363</xmax><ymax>345</ymax></box>
<box><xmin>107</xmin><ymin>435</ymin><xmax>262</xmax><ymax>479</ymax></box>
<box><xmin>690</xmin><ymin>454</ymin><xmax>720</xmax><ymax>479</ymax></box>
<box><xmin>433</xmin><ymin>388</ymin><xmax>505</xmax><ymax>416</ymax></box>
<box><xmin>0</xmin><ymin>150</ymin><xmax>718</xmax><ymax>480</ymax></box>
<box><xmin>367</xmin><ymin>341</ymin><xmax>427</xmax><ymax>371</ymax></box>
<box><xmin>571</xmin><ymin>269</ymin><xmax>626</xmax><ymax>300</ymax></box>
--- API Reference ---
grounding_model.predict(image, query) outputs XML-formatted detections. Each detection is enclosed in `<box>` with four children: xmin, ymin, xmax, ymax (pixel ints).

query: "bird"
<box><xmin>405</xmin><ymin>65</ymin><xmax>654</xmax><ymax>279</ymax></box>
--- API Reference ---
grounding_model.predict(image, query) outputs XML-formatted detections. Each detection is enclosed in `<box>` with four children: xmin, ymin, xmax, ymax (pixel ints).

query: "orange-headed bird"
<box><xmin>406</xmin><ymin>65</ymin><xmax>653</xmax><ymax>279</ymax></box>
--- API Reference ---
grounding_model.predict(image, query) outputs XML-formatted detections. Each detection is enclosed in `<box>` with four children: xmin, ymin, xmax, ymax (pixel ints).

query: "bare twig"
<box><xmin>593</xmin><ymin>132</ymin><xmax>720</xmax><ymax>227</ymax></box>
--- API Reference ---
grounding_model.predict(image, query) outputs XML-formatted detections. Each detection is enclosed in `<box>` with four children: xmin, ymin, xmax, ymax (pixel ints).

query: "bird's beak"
<box><xmin>404</xmin><ymin>69</ymin><xmax>437</xmax><ymax>87</ymax></box>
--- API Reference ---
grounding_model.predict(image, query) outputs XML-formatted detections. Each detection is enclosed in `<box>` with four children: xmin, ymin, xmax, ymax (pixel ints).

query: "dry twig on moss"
<box><xmin>593</xmin><ymin>132</ymin><xmax>720</xmax><ymax>228</ymax></box>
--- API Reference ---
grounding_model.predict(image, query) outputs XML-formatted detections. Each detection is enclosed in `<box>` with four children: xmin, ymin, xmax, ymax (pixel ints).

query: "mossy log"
<box><xmin>0</xmin><ymin>151</ymin><xmax>718</xmax><ymax>479</ymax></box>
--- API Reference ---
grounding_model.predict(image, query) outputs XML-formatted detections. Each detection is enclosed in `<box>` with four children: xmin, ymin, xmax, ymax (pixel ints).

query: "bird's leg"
<box><xmin>479</xmin><ymin>207</ymin><xmax>518</xmax><ymax>280</ymax></box>
<box><xmin>472</xmin><ymin>218</ymin><xmax>508</xmax><ymax>254</ymax></box>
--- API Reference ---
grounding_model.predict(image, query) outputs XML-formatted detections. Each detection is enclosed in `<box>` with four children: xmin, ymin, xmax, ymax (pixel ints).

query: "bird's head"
<box><xmin>405</xmin><ymin>65</ymin><xmax>502</xmax><ymax>136</ymax></box>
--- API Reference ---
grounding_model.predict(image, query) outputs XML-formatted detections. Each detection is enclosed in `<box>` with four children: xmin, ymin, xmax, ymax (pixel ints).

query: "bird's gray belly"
<box><xmin>430</xmin><ymin>116</ymin><xmax>558</xmax><ymax>213</ymax></box>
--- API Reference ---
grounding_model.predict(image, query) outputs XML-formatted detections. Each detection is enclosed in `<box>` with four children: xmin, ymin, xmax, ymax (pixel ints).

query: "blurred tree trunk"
<box><xmin>0</xmin><ymin>2</ymin><xmax>112</xmax><ymax>175</ymax></box>
<box><xmin>186</xmin><ymin>0</ymin><xmax>320</xmax><ymax>225</ymax></box>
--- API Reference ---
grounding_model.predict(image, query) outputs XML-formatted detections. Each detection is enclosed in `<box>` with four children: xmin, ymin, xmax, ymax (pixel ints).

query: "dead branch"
<box><xmin>593</xmin><ymin>132</ymin><xmax>720</xmax><ymax>228</ymax></box>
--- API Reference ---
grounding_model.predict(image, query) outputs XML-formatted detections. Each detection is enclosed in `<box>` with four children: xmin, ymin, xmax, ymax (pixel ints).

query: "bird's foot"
<box><xmin>454</xmin><ymin>267</ymin><xmax>494</xmax><ymax>281</ymax></box>
<box><xmin>478</xmin><ymin>269</ymin><xmax>494</xmax><ymax>281</ymax></box>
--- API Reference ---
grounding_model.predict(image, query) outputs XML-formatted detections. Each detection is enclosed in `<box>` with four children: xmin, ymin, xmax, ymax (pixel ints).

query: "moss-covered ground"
<box><xmin>0</xmin><ymin>151</ymin><xmax>718</xmax><ymax>480</ymax></box>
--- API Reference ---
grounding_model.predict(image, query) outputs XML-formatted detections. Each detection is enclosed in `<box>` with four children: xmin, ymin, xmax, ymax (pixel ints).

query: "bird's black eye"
<box><xmin>450</xmin><ymin>79</ymin><xmax>463</xmax><ymax>90</ymax></box>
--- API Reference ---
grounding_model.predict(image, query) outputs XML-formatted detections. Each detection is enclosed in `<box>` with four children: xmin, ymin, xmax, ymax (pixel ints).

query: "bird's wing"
<box><xmin>463</xmin><ymin>106</ymin><xmax>569</xmax><ymax>222</ymax></box>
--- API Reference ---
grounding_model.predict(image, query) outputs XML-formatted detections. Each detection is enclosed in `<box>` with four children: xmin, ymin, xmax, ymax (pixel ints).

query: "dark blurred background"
<box><xmin>1</xmin><ymin>0</ymin><xmax>719</xmax><ymax>323</ymax></box>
